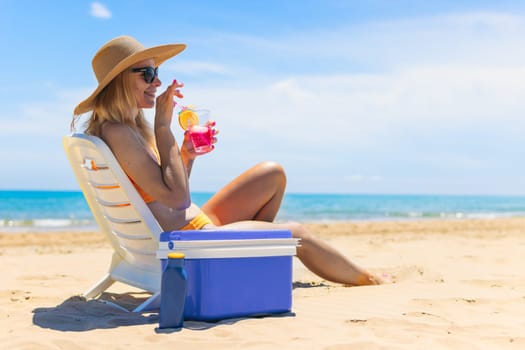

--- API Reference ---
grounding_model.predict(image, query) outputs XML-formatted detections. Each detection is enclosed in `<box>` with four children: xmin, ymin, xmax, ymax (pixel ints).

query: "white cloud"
<box><xmin>183</xmin><ymin>61</ymin><xmax>525</xmax><ymax>147</ymax></box>
<box><xmin>178</xmin><ymin>11</ymin><xmax>525</xmax><ymax>150</ymax></box>
<box><xmin>90</xmin><ymin>2</ymin><xmax>112</xmax><ymax>19</ymax></box>
<box><xmin>174</xmin><ymin>54</ymin><xmax>525</xmax><ymax>194</ymax></box>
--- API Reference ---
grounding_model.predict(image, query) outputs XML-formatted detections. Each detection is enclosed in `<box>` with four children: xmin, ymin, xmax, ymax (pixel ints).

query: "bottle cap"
<box><xmin>167</xmin><ymin>252</ymin><xmax>185</xmax><ymax>259</ymax></box>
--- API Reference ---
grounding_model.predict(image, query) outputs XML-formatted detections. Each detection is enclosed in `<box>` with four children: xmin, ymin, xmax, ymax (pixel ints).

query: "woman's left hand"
<box><xmin>181</xmin><ymin>120</ymin><xmax>219</xmax><ymax>159</ymax></box>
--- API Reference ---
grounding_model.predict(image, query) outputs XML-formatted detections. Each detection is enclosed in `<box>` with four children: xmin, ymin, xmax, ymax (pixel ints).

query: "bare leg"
<box><xmin>216</xmin><ymin>220</ymin><xmax>381</xmax><ymax>286</ymax></box>
<box><xmin>287</xmin><ymin>223</ymin><xmax>381</xmax><ymax>286</ymax></box>
<box><xmin>201</xmin><ymin>162</ymin><xmax>380</xmax><ymax>286</ymax></box>
<box><xmin>202</xmin><ymin>161</ymin><xmax>286</xmax><ymax>224</ymax></box>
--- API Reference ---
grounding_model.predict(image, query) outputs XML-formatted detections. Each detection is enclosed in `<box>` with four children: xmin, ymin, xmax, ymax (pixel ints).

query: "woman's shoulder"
<box><xmin>101</xmin><ymin>122</ymin><xmax>133</xmax><ymax>138</ymax></box>
<box><xmin>100</xmin><ymin>122</ymin><xmax>140</xmax><ymax>149</ymax></box>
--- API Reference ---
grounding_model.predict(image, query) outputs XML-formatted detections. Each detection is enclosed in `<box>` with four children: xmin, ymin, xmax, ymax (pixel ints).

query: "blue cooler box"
<box><xmin>157</xmin><ymin>230</ymin><xmax>299</xmax><ymax>321</ymax></box>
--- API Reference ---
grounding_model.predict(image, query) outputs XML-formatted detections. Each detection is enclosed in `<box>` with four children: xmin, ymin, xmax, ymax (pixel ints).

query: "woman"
<box><xmin>72</xmin><ymin>36</ymin><xmax>380</xmax><ymax>286</ymax></box>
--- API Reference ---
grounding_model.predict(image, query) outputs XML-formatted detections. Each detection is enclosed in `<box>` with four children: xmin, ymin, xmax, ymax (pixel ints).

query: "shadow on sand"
<box><xmin>292</xmin><ymin>281</ymin><xmax>331</xmax><ymax>289</ymax></box>
<box><xmin>32</xmin><ymin>292</ymin><xmax>295</xmax><ymax>332</ymax></box>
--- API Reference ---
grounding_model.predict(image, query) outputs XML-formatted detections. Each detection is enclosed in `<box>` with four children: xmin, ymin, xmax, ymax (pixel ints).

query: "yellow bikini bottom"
<box><xmin>177</xmin><ymin>212</ymin><xmax>213</xmax><ymax>231</ymax></box>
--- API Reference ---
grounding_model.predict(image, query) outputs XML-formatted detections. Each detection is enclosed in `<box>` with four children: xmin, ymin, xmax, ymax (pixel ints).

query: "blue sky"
<box><xmin>2</xmin><ymin>0</ymin><xmax>525</xmax><ymax>195</ymax></box>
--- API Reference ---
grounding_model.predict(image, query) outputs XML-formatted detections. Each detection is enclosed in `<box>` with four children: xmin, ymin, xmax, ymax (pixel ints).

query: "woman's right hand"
<box><xmin>155</xmin><ymin>79</ymin><xmax>184</xmax><ymax>127</ymax></box>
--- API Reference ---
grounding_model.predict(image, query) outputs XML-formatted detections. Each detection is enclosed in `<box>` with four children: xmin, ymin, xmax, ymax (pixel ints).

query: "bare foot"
<box><xmin>344</xmin><ymin>273</ymin><xmax>383</xmax><ymax>287</ymax></box>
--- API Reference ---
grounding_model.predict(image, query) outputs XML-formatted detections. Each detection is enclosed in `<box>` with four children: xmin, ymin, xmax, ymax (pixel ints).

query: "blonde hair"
<box><xmin>71</xmin><ymin>70</ymin><xmax>156</xmax><ymax>150</ymax></box>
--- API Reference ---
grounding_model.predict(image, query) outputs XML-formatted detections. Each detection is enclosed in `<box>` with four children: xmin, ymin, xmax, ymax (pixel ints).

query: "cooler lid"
<box><xmin>157</xmin><ymin>237</ymin><xmax>300</xmax><ymax>259</ymax></box>
<box><xmin>160</xmin><ymin>229</ymin><xmax>292</xmax><ymax>242</ymax></box>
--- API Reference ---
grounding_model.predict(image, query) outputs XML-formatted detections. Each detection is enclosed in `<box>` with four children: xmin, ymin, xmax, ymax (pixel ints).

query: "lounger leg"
<box><xmin>83</xmin><ymin>273</ymin><xmax>115</xmax><ymax>299</ymax></box>
<box><xmin>133</xmin><ymin>291</ymin><xmax>160</xmax><ymax>313</ymax></box>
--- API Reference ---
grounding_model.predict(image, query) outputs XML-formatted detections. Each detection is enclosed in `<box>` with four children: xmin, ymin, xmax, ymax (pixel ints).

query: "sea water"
<box><xmin>2</xmin><ymin>190</ymin><xmax>525</xmax><ymax>232</ymax></box>
<box><xmin>0</xmin><ymin>191</ymin><xmax>94</xmax><ymax>231</ymax></box>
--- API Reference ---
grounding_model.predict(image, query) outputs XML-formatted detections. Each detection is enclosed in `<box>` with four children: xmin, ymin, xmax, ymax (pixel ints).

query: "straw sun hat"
<box><xmin>74</xmin><ymin>35</ymin><xmax>186</xmax><ymax>115</ymax></box>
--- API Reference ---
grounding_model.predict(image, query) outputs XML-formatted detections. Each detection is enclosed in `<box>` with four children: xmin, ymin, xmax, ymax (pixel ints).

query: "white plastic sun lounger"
<box><xmin>63</xmin><ymin>133</ymin><xmax>163</xmax><ymax>312</ymax></box>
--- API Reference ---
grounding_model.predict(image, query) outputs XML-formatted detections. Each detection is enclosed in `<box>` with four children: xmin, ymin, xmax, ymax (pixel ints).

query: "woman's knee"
<box><xmin>256</xmin><ymin>161</ymin><xmax>287</xmax><ymax>187</ymax></box>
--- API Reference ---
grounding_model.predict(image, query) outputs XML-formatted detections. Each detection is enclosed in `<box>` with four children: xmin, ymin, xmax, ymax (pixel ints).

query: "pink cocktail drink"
<box><xmin>176</xmin><ymin>104</ymin><xmax>215</xmax><ymax>154</ymax></box>
<box><xmin>189</xmin><ymin>125</ymin><xmax>213</xmax><ymax>154</ymax></box>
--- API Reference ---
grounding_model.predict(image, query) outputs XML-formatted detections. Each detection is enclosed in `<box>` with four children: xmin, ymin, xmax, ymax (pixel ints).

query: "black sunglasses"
<box><xmin>131</xmin><ymin>66</ymin><xmax>158</xmax><ymax>83</ymax></box>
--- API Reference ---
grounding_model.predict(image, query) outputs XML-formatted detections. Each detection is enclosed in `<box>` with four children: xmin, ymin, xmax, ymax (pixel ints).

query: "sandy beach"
<box><xmin>2</xmin><ymin>218</ymin><xmax>525</xmax><ymax>349</ymax></box>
